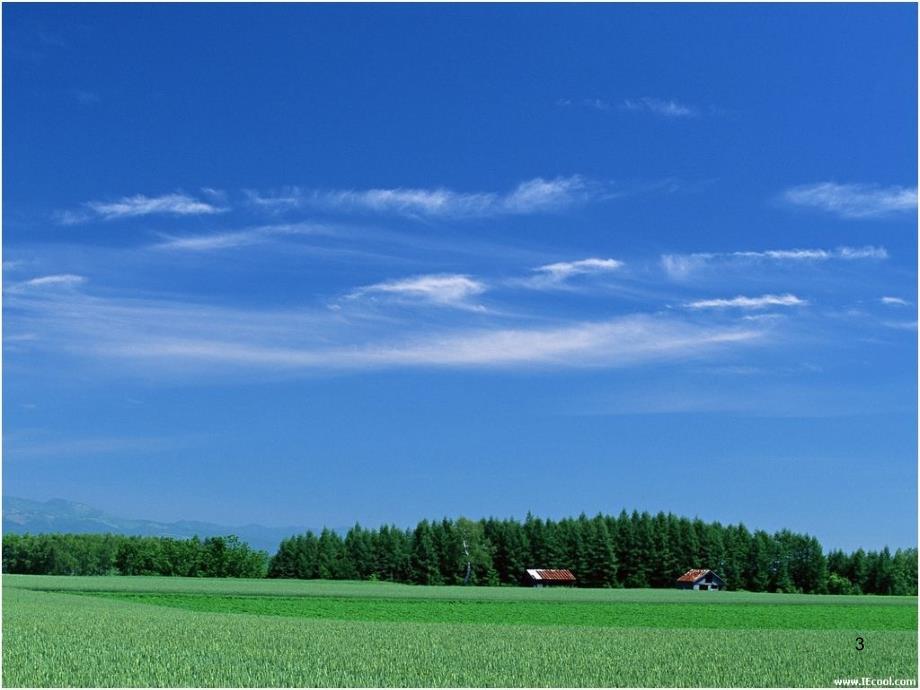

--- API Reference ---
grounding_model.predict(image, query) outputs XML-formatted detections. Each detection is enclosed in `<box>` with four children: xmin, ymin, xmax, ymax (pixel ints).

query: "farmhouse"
<box><xmin>675</xmin><ymin>569</ymin><xmax>726</xmax><ymax>591</ymax></box>
<box><xmin>525</xmin><ymin>568</ymin><xmax>576</xmax><ymax>587</ymax></box>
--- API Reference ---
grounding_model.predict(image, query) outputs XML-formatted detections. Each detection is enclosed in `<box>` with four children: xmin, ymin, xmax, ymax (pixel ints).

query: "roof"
<box><xmin>526</xmin><ymin>568</ymin><xmax>576</xmax><ymax>582</ymax></box>
<box><xmin>676</xmin><ymin>569</ymin><xmax>714</xmax><ymax>583</ymax></box>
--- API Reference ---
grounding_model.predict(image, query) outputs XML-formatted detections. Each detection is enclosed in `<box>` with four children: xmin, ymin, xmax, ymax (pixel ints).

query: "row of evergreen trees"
<box><xmin>268</xmin><ymin>511</ymin><xmax>918</xmax><ymax>595</ymax></box>
<box><xmin>2</xmin><ymin>533</ymin><xmax>268</xmax><ymax>578</ymax></box>
<box><xmin>3</xmin><ymin>511</ymin><xmax>915</xmax><ymax>595</ymax></box>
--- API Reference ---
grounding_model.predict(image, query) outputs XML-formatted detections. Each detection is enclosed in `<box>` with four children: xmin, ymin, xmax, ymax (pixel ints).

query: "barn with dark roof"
<box><xmin>525</xmin><ymin>568</ymin><xmax>576</xmax><ymax>587</ymax></box>
<box><xmin>675</xmin><ymin>569</ymin><xmax>726</xmax><ymax>591</ymax></box>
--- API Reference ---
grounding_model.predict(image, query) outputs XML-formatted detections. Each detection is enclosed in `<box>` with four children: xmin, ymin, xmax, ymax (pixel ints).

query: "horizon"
<box><xmin>4</xmin><ymin>493</ymin><xmax>914</xmax><ymax>555</ymax></box>
<box><xmin>3</xmin><ymin>3</ymin><xmax>917</xmax><ymax>555</ymax></box>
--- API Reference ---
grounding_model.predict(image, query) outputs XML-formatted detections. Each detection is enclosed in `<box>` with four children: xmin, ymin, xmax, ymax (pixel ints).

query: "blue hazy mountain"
<box><xmin>2</xmin><ymin>496</ymin><xmax>313</xmax><ymax>553</ymax></box>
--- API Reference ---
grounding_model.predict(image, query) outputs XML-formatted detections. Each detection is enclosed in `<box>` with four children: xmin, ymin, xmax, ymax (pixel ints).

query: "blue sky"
<box><xmin>3</xmin><ymin>4</ymin><xmax>917</xmax><ymax>551</ymax></box>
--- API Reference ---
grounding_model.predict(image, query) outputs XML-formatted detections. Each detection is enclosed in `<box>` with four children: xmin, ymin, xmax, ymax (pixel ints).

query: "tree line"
<box><xmin>3</xmin><ymin>511</ymin><xmax>916</xmax><ymax>595</ymax></box>
<box><xmin>267</xmin><ymin>511</ymin><xmax>917</xmax><ymax>595</ymax></box>
<box><xmin>2</xmin><ymin>533</ymin><xmax>268</xmax><ymax>578</ymax></box>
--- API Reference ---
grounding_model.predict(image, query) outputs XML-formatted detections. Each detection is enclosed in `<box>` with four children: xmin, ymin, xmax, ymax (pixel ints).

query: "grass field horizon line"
<box><xmin>4</xmin><ymin>575</ymin><xmax>916</xmax><ymax>687</ymax></box>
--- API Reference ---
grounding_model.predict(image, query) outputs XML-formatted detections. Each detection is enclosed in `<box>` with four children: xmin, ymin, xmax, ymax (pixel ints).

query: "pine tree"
<box><xmin>871</xmin><ymin>547</ymin><xmax>895</xmax><ymax>595</ymax></box>
<box><xmin>746</xmin><ymin>531</ymin><xmax>772</xmax><ymax>592</ymax></box>
<box><xmin>626</xmin><ymin>512</ymin><xmax>653</xmax><ymax>588</ymax></box>
<box><xmin>344</xmin><ymin>524</ymin><xmax>374</xmax><ymax>580</ymax></box>
<box><xmin>650</xmin><ymin>512</ymin><xmax>677</xmax><ymax>588</ymax></box>
<box><xmin>769</xmin><ymin>532</ymin><xmax>796</xmax><ymax>593</ymax></box>
<box><xmin>410</xmin><ymin>520</ymin><xmax>442</xmax><ymax>585</ymax></box>
<box><xmin>849</xmin><ymin>549</ymin><xmax>868</xmax><ymax>593</ymax></box>
<box><xmin>677</xmin><ymin>517</ymin><xmax>700</xmax><ymax>574</ymax></box>
<box><xmin>720</xmin><ymin>526</ymin><xmax>742</xmax><ymax>591</ymax></box>
<box><xmin>524</xmin><ymin>513</ymin><xmax>547</xmax><ymax>567</ymax></box>
<box><xmin>892</xmin><ymin>548</ymin><xmax>918</xmax><ymax>595</ymax></box>
<box><xmin>585</xmin><ymin>515</ymin><xmax>617</xmax><ymax>587</ymax></box>
<box><xmin>614</xmin><ymin>510</ymin><xmax>635</xmax><ymax>586</ymax></box>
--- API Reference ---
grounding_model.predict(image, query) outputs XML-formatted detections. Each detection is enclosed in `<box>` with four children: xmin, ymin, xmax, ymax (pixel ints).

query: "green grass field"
<box><xmin>3</xmin><ymin>575</ymin><xmax>917</xmax><ymax>687</ymax></box>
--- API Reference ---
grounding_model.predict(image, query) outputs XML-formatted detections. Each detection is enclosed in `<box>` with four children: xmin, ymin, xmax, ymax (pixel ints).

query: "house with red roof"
<box><xmin>525</xmin><ymin>568</ymin><xmax>576</xmax><ymax>587</ymax></box>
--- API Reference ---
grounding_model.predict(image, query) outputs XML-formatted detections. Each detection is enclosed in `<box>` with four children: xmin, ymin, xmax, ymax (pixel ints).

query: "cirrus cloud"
<box><xmin>881</xmin><ymin>296</ymin><xmax>911</xmax><ymax>307</ymax></box>
<box><xmin>519</xmin><ymin>257</ymin><xmax>625</xmax><ymax>290</ymax></box>
<box><xmin>245</xmin><ymin>175</ymin><xmax>600</xmax><ymax>219</ymax></box>
<box><xmin>58</xmin><ymin>193</ymin><xmax>226</xmax><ymax>224</ymax></box>
<box><xmin>5</xmin><ymin>286</ymin><xmax>765</xmax><ymax>374</ymax></box>
<box><xmin>7</xmin><ymin>274</ymin><xmax>88</xmax><ymax>293</ymax></box>
<box><xmin>347</xmin><ymin>274</ymin><xmax>488</xmax><ymax>310</ymax></box>
<box><xmin>783</xmin><ymin>182</ymin><xmax>917</xmax><ymax>219</ymax></box>
<box><xmin>686</xmin><ymin>294</ymin><xmax>807</xmax><ymax>310</ymax></box>
<box><xmin>662</xmin><ymin>245</ymin><xmax>887</xmax><ymax>281</ymax></box>
<box><xmin>622</xmin><ymin>97</ymin><xmax>697</xmax><ymax>117</ymax></box>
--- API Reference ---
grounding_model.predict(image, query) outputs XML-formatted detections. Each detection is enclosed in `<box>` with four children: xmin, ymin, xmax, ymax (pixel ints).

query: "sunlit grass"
<box><xmin>3</xmin><ymin>576</ymin><xmax>916</xmax><ymax>687</ymax></box>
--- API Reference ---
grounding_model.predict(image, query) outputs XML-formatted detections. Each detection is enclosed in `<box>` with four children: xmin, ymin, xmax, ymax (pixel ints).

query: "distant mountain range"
<box><xmin>2</xmin><ymin>496</ymin><xmax>313</xmax><ymax>553</ymax></box>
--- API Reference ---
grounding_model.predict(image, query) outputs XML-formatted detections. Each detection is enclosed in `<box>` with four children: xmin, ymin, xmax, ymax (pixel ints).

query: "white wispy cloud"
<box><xmin>246</xmin><ymin>175</ymin><xmax>599</xmax><ymax>218</ymax></box>
<box><xmin>500</xmin><ymin>177</ymin><xmax>594</xmax><ymax>213</ymax></box>
<box><xmin>6</xmin><ymin>289</ymin><xmax>764</xmax><ymax>373</ymax></box>
<box><xmin>686</xmin><ymin>294</ymin><xmax>807</xmax><ymax>310</ymax></box>
<box><xmin>561</xmin><ymin>97</ymin><xmax>713</xmax><ymax>119</ymax></box>
<box><xmin>347</xmin><ymin>274</ymin><xmax>487</xmax><ymax>310</ymax></box>
<box><xmin>740</xmin><ymin>313</ymin><xmax>787</xmax><ymax>323</ymax></box>
<box><xmin>19</xmin><ymin>274</ymin><xmax>86</xmax><ymax>289</ymax></box>
<box><xmin>55</xmin><ymin>210</ymin><xmax>95</xmax><ymax>225</ymax></box>
<box><xmin>537</xmin><ymin>258</ymin><xmax>624</xmax><ymax>280</ymax></box>
<box><xmin>732</xmin><ymin>246</ymin><xmax>888</xmax><ymax>261</ymax></box>
<box><xmin>661</xmin><ymin>245</ymin><xmax>887</xmax><ymax>280</ymax></box>
<box><xmin>153</xmin><ymin>223</ymin><xmax>334</xmax><ymax>252</ymax></box>
<box><xmin>881</xmin><ymin>296</ymin><xmax>911</xmax><ymax>307</ymax></box>
<box><xmin>519</xmin><ymin>257</ymin><xmax>625</xmax><ymax>290</ymax></box>
<box><xmin>199</xmin><ymin>187</ymin><xmax>227</xmax><ymax>201</ymax></box>
<box><xmin>59</xmin><ymin>193</ymin><xmax>226</xmax><ymax>224</ymax></box>
<box><xmin>783</xmin><ymin>182</ymin><xmax>917</xmax><ymax>219</ymax></box>
<box><xmin>835</xmin><ymin>246</ymin><xmax>889</xmax><ymax>260</ymax></box>
<box><xmin>622</xmin><ymin>97</ymin><xmax>697</xmax><ymax>117</ymax></box>
<box><xmin>101</xmin><ymin>315</ymin><xmax>762</xmax><ymax>370</ymax></box>
<box><xmin>243</xmin><ymin>187</ymin><xmax>306</xmax><ymax>212</ymax></box>
<box><xmin>5</xmin><ymin>274</ymin><xmax>87</xmax><ymax>298</ymax></box>
<box><xmin>556</xmin><ymin>98</ymin><xmax>612</xmax><ymax>111</ymax></box>
<box><xmin>155</xmin><ymin>230</ymin><xmax>265</xmax><ymax>252</ymax></box>
<box><xmin>329</xmin><ymin>187</ymin><xmax>497</xmax><ymax>216</ymax></box>
<box><xmin>881</xmin><ymin>320</ymin><xmax>917</xmax><ymax>331</ymax></box>
<box><xmin>88</xmin><ymin>193</ymin><xmax>224</xmax><ymax>219</ymax></box>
